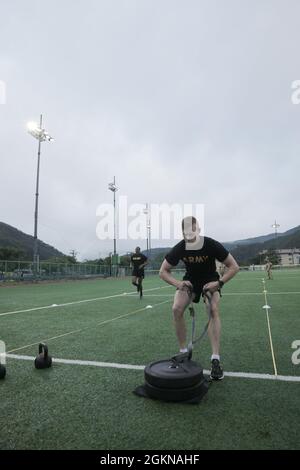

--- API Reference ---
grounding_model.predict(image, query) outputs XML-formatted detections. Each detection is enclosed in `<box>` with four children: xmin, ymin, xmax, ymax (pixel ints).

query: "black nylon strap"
<box><xmin>171</xmin><ymin>286</ymin><xmax>219</xmax><ymax>362</ymax></box>
<box><xmin>188</xmin><ymin>290</ymin><xmax>212</xmax><ymax>352</ymax></box>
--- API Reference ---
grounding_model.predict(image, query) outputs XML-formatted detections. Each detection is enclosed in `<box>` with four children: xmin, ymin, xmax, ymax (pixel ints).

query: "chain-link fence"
<box><xmin>0</xmin><ymin>260</ymin><xmax>116</xmax><ymax>281</ymax></box>
<box><xmin>0</xmin><ymin>260</ymin><xmax>170</xmax><ymax>282</ymax></box>
<box><xmin>0</xmin><ymin>260</ymin><xmax>188</xmax><ymax>282</ymax></box>
<box><xmin>1</xmin><ymin>259</ymin><xmax>298</xmax><ymax>283</ymax></box>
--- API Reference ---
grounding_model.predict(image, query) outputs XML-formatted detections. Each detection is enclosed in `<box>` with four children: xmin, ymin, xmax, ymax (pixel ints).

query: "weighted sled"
<box><xmin>135</xmin><ymin>289</ymin><xmax>212</xmax><ymax>403</ymax></box>
<box><xmin>144</xmin><ymin>377</ymin><xmax>209</xmax><ymax>402</ymax></box>
<box><xmin>34</xmin><ymin>343</ymin><xmax>52</xmax><ymax>369</ymax></box>
<box><xmin>144</xmin><ymin>357</ymin><xmax>204</xmax><ymax>390</ymax></box>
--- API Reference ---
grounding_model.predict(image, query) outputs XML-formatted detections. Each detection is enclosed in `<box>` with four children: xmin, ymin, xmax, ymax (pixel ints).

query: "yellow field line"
<box><xmin>262</xmin><ymin>280</ymin><xmax>278</xmax><ymax>376</ymax></box>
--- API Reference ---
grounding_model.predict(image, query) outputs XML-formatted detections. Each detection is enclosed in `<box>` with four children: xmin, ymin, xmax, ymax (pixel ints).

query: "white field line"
<box><xmin>1</xmin><ymin>287</ymin><xmax>299</xmax><ymax>318</ymax></box>
<box><xmin>0</xmin><ymin>285</ymin><xmax>171</xmax><ymax>317</ymax></box>
<box><xmin>234</xmin><ymin>277</ymin><xmax>300</xmax><ymax>281</ymax></box>
<box><xmin>6</xmin><ymin>353</ymin><xmax>300</xmax><ymax>383</ymax></box>
<box><xmin>7</xmin><ymin>299</ymin><xmax>172</xmax><ymax>354</ymax></box>
<box><xmin>143</xmin><ymin>292</ymin><xmax>300</xmax><ymax>297</ymax></box>
<box><xmin>224</xmin><ymin>291</ymin><xmax>300</xmax><ymax>296</ymax></box>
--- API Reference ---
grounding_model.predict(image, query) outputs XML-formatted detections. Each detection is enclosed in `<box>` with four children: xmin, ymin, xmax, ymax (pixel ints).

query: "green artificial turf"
<box><xmin>0</xmin><ymin>270</ymin><xmax>299</xmax><ymax>450</ymax></box>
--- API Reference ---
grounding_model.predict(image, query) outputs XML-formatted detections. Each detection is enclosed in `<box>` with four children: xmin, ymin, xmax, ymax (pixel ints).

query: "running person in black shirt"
<box><xmin>159</xmin><ymin>216</ymin><xmax>239</xmax><ymax>380</ymax></box>
<box><xmin>131</xmin><ymin>247</ymin><xmax>148</xmax><ymax>298</ymax></box>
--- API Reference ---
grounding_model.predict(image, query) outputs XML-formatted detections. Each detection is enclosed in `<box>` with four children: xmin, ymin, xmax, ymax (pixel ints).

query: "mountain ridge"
<box><xmin>0</xmin><ymin>221</ymin><xmax>66</xmax><ymax>260</ymax></box>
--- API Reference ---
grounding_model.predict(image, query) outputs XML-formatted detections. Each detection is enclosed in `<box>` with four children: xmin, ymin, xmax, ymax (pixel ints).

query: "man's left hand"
<box><xmin>203</xmin><ymin>281</ymin><xmax>220</xmax><ymax>293</ymax></box>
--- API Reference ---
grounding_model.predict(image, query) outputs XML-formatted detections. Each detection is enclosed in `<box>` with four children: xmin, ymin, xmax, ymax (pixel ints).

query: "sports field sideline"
<box><xmin>0</xmin><ymin>269</ymin><xmax>299</xmax><ymax>450</ymax></box>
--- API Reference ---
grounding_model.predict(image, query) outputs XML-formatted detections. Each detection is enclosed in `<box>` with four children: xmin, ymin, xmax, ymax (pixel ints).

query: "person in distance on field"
<box><xmin>131</xmin><ymin>247</ymin><xmax>148</xmax><ymax>294</ymax></box>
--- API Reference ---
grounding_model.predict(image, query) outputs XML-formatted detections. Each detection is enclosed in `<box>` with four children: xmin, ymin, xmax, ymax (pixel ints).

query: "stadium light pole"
<box><xmin>143</xmin><ymin>203</ymin><xmax>151</xmax><ymax>257</ymax></box>
<box><xmin>108</xmin><ymin>177</ymin><xmax>118</xmax><ymax>256</ymax></box>
<box><xmin>143</xmin><ymin>204</ymin><xmax>149</xmax><ymax>256</ymax></box>
<box><xmin>27</xmin><ymin>115</ymin><xmax>53</xmax><ymax>276</ymax></box>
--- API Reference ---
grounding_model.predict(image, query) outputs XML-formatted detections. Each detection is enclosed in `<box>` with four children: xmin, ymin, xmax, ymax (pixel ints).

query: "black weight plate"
<box><xmin>144</xmin><ymin>358</ymin><xmax>204</xmax><ymax>389</ymax></box>
<box><xmin>144</xmin><ymin>378</ymin><xmax>209</xmax><ymax>402</ymax></box>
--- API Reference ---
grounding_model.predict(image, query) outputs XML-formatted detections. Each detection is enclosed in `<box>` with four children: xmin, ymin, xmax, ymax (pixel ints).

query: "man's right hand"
<box><xmin>176</xmin><ymin>280</ymin><xmax>193</xmax><ymax>292</ymax></box>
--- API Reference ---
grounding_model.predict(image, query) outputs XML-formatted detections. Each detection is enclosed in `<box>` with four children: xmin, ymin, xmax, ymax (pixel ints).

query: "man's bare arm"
<box><xmin>159</xmin><ymin>259</ymin><xmax>192</xmax><ymax>290</ymax></box>
<box><xmin>203</xmin><ymin>254</ymin><xmax>239</xmax><ymax>293</ymax></box>
<box><xmin>220</xmin><ymin>254</ymin><xmax>239</xmax><ymax>283</ymax></box>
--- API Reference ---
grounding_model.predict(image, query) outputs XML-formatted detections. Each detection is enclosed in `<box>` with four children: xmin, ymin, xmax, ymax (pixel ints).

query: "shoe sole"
<box><xmin>210</xmin><ymin>374</ymin><xmax>224</xmax><ymax>380</ymax></box>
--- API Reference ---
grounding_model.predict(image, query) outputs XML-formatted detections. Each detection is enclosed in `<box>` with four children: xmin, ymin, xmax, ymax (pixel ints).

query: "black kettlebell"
<box><xmin>34</xmin><ymin>343</ymin><xmax>52</xmax><ymax>369</ymax></box>
<box><xmin>0</xmin><ymin>363</ymin><xmax>6</xmax><ymax>379</ymax></box>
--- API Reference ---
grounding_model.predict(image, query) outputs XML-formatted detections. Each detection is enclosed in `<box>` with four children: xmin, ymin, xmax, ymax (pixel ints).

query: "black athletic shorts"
<box><xmin>132</xmin><ymin>268</ymin><xmax>144</xmax><ymax>278</ymax></box>
<box><xmin>182</xmin><ymin>273</ymin><xmax>220</xmax><ymax>303</ymax></box>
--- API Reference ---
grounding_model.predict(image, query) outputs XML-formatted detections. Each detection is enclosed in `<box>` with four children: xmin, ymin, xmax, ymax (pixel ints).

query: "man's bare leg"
<box><xmin>205</xmin><ymin>291</ymin><xmax>221</xmax><ymax>356</ymax></box>
<box><xmin>172</xmin><ymin>289</ymin><xmax>194</xmax><ymax>350</ymax></box>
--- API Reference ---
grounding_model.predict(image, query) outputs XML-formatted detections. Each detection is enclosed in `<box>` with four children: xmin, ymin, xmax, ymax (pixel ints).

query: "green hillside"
<box><xmin>145</xmin><ymin>227</ymin><xmax>300</xmax><ymax>266</ymax></box>
<box><xmin>224</xmin><ymin>225</ymin><xmax>300</xmax><ymax>248</ymax></box>
<box><xmin>229</xmin><ymin>228</ymin><xmax>300</xmax><ymax>264</ymax></box>
<box><xmin>1</xmin><ymin>220</ymin><xmax>299</xmax><ymax>265</ymax></box>
<box><xmin>0</xmin><ymin>221</ymin><xmax>66</xmax><ymax>260</ymax></box>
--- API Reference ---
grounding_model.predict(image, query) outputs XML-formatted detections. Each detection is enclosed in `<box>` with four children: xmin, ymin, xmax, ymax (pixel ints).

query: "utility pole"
<box><xmin>143</xmin><ymin>203</ymin><xmax>151</xmax><ymax>258</ymax></box>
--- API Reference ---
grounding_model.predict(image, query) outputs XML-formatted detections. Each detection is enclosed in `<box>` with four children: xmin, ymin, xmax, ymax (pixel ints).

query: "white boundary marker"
<box><xmin>0</xmin><ymin>285</ymin><xmax>171</xmax><ymax>318</ymax></box>
<box><xmin>7</xmin><ymin>299</ymin><xmax>172</xmax><ymax>353</ymax></box>
<box><xmin>6</xmin><ymin>353</ymin><xmax>300</xmax><ymax>383</ymax></box>
<box><xmin>235</xmin><ymin>274</ymin><xmax>300</xmax><ymax>280</ymax></box>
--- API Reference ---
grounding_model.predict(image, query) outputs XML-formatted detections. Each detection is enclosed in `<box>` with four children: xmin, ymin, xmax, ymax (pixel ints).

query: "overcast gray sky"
<box><xmin>0</xmin><ymin>0</ymin><xmax>299</xmax><ymax>260</ymax></box>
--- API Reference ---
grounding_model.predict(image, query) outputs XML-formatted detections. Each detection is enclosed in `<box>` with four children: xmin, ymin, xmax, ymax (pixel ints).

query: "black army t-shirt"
<box><xmin>131</xmin><ymin>253</ymin><xmax>147</xmax><ymax>270</ymax></box>
<box><xmin>165</xmin><ymin>237</ymin><xmax>229</xmax><ymax>279</ymax></box>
